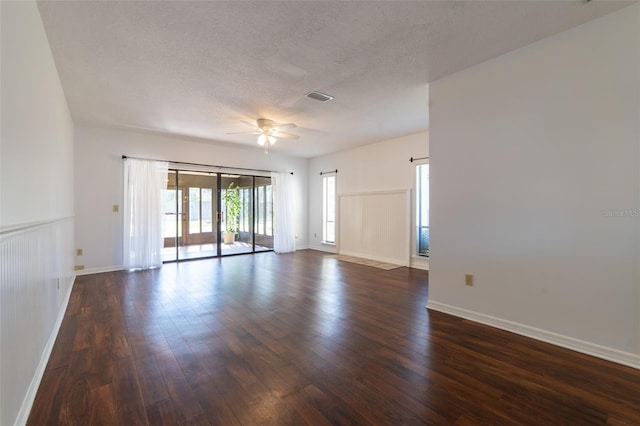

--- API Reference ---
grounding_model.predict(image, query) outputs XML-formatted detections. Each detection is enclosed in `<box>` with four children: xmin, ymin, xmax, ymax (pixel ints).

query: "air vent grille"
<box><xmin>306</xmin><ymin>91</ymin><xmax>334</xmax><ymax>102</ymax></box>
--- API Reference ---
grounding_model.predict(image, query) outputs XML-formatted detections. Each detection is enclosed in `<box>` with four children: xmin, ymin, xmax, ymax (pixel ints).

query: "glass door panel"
<box><xmin>162</xmin><ymin>169</ymin><xmax>274</xmax><ymax>262</ymax></box>
<box><xmin>177</xmin><ymin>171</ymin><xmax>217</xmax><ymax>260</ymax></box>
<box><xmin>254</xmin><ymin>177</ymin><xmax>273</xmax><ymax>252</ymax></box>
<box><xmin>162</xmin><ymin>171</ymin><xmax>180</xmax><ymax>262</ymax></box>
<box><xmin>221</xmin><ymin>174</ymin><xmax>253</xmax><ymax>256</ymax></box>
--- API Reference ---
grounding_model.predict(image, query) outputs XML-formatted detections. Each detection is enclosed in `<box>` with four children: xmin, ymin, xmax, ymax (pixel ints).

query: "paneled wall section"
<box><xmin>0</xmin><ymin>218</ymin><xmax>75</xmax><ymax>426</ymax></box>
<box><xmin>338</xmin><ymin>190</ymin><xmax>410</xmax><ymax>265</ymax></box>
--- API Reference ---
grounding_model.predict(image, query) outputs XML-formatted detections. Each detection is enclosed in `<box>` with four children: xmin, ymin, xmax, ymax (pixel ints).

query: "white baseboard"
<box><xmin>410</xmin><ymin>256</ymin><xmax>429</xmax><ymax>271</ymax></box>
<box><xmin>308</xmin><ymin>244</ymin><xmax>337</xmax><ymax>254</ymax></box>
<box><xmin>426</xmin><ymin>300</ymin><xmax>640</xmax><ymax>370</ymax></box>
<box><xmin>338</xmin><ymin>250</ymin><xmax>408</xmax><ymax>267</ymax></box>
<box><xmin>411</xmin><ymin>263</ymin><xmax>429</xmax><ymax>271</ymax></box>
<box><xmin>15</xmin><ymin>276</ymin><xmax>76</xmax><ymax>426</ymax></box>
<box><xmin>76</xmin><ymin>265</ymin><xmax>124</xmax><ymax>276</ymax></box>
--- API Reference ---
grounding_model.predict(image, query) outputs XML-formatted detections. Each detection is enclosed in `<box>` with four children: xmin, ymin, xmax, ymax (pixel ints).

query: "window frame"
<box><xmin>322</xmin><ymin>174</ymin><xmax>336</xmax><ymax>245</ymax></box>
<box><xmin>415</xmin><ymin>161</ymin><xmax>429</xmax><ymax>257</ymax></box>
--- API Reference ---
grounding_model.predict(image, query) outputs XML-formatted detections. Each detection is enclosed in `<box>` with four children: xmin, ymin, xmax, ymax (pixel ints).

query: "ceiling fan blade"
<box><xmin>274</xmin><ymin>122</ymin><xmax>297</xmax><ymax>131</ymax></box>
<box><xmin>274</xmin><ymin>132</ymin><xmax>300</xmax><ymax>140</ymax></box>
<box><xmin>240</xmin><ymin>120</ymin><xmax>258</xmax><ymax>129</ymax></box>
<box><xmin>227</xmin><ymin>130</ymin><xmax>260</xmax><ymax>135</ymax></box>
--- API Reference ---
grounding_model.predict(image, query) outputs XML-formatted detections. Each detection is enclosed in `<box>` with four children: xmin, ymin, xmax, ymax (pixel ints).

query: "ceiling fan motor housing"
<box><xmin>257</xmin><ymin>118</ymin><xmax>275</xmax><ymax>131</ymax></box>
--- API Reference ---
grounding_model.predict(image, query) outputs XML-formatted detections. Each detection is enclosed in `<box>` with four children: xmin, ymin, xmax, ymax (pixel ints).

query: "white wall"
<box><xmin>74</xmin><ymin>125</ymin><xmax>309</xmax><ymax>272</ymax></box>
<box><xmin>1</xmin><ymin>3</ymin><xmax>74</xmax><ymax>226</ymax></box>
<box><xmin>428</xmin><ymin>4</ymin><xmax>640</xmax><ymax>368</ymax></box>
<box><xmin>0</xmin><ymin>1</ymin><xmax>75</xmax><ymax>424</ymax></box>
<box><xmin>308</xmin><ymin>131</ymin><xmax>428</xmax><ymax>267</ymax></box>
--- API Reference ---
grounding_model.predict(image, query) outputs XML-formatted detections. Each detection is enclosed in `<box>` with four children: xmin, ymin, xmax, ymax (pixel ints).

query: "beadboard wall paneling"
<box><xmin>338</xmin><ymin>190</ymin><xmax>410</xmax><ymax>266</ymax></box>
<box><xmin>0</xmin><ymin>218</ymin><xmax>75</xmax><ymax>426</ymax></box>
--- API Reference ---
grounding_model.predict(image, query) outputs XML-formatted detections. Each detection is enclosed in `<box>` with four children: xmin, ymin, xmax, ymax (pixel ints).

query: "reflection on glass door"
<box><xmin>162</xmin><ymin>169</ymin><xmax>273</xmax><ymax>261</ymax></box>
<box><xmin>162</xmin><ymin>171</ymin><xmax>217</xmax><ymax>261</ymax></box>
<box><xmin>254</xmin><ymin>177</ymin><xmax>273</xmax><ymax>252</ymax></box>
<box><xmin>221</xmin><ymin>175</ymin><xmax>255</xmax><ymax>255</ymax></box>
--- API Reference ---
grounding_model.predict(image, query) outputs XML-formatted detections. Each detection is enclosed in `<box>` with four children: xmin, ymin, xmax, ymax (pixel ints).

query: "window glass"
<box><xmin>323</xmin><ymin>175</ymin><xmax>336</xmax><ymax>243</ymax></box>
<box><xmin>416</xmin><ymin>164</ymin><xmax>429</xmax><ymax>257</ymax></box>
<box><xmin>189</xmin><ymin>187</ymin><xmax>201</xmax><ymax>234</ymax></box>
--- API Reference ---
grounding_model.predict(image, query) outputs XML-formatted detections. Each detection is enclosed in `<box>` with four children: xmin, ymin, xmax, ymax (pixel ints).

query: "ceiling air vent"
<box><xmin>306</xmin><ymin>91</ymin><xmax>334</xmax><ymax>102</ymax></box>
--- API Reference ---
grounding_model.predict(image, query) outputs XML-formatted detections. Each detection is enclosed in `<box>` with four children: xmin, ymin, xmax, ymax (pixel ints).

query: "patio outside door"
<box><xmin>163</xmin><ymin>171</ymin><xmax>217</xmax><ymax>261</ymax></box>
<box><xmin>162</xmin><ymin>169</ymin><xmax>273</xmax><ymax>262</ymax></box>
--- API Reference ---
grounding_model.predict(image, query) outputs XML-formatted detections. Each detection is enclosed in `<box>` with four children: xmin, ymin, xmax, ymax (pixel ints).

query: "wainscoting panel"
<box><xmin>0</xmin><ymin>217</ymin><xmax>75</xmax><ymax>426</ymax></box>
<box><xmin>338</xmin><ymin>190</ymin><xmax>410</xmax><ymax>266</ymax></box>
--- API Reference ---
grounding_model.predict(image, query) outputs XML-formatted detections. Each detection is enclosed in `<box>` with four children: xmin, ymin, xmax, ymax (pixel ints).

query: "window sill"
<box><xmin>321</xmin><ymin>241</ymin><xmax>336</xmax><ymax>246</ymax></box>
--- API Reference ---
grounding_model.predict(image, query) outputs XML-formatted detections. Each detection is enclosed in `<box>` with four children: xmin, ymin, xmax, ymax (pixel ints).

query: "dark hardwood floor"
<box><xmin>28</xmin><ymin>250</ymin><xmax>640</xmax><ymax>425</ymax></box>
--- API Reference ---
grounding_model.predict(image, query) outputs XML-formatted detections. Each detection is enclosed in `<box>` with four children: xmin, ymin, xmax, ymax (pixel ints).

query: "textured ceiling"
<box><xmin>38</xmin><ymin>0</ymin><xmax>634</xmax><ymax>158</ymax></box>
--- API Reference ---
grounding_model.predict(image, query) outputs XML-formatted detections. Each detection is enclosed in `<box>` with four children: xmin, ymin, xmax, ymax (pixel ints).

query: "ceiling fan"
<box><xmin>228</xmin><ymin>118</ymin><xmax>300</xmax><ymax>153</ymax></box>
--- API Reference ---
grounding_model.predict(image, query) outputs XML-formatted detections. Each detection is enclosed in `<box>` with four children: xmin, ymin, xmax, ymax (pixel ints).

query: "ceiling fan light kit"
<box><xmin>257</xmin><ymin>134</ymin><xmax>276</xmax><ymax>146</ymax></box>
<box><xmin>229</xmin><ymin>118</ymin><xmax>300</xmax><ymax>153</ymax></box>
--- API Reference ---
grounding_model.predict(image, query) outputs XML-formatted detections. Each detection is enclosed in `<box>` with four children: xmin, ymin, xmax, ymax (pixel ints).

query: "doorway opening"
<box><xmin>162</xmin><ymin>170</ymin><xmax>273</xmax><ymax>262</ymax></box>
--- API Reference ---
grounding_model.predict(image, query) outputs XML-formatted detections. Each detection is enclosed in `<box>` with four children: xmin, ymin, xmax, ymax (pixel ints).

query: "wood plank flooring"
<box><xmin>28</xmin><ymin>249</ymin><xmax>640</xmax><ymax>425</ymax></box>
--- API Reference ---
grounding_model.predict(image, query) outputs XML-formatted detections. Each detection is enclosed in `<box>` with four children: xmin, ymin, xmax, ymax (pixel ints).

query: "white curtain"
<box><xmin>123</xmin><ymin>159</ymin><xmax>168</xmax><ymax>270</ymax></box>
<box><xmin>271</xmin><ymin>171</ymin><xmax>296</xmax><ymax>253</ymax></box>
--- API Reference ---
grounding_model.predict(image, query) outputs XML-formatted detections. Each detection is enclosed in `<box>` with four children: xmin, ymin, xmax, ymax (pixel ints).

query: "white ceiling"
<box><xmin>38</xmin><ymin>0</ymin><xmax>634</xmax><ymax>158</ymax></box>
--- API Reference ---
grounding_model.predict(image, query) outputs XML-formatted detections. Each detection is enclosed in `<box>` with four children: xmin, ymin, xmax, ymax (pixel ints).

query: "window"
<box><xmin>239</xmin><ymin>187</ymin><xmax>251</xmax><ymax>233</ymax></box>
<box><xmin>322</xmin><ymin>175</ymin><xmax>336</xmax><ymax>243</ymax></box>
<box><xmin>253</xmin><ymin>183</ymin><xmax>273</xmax><ymax>237</ymax></box>
<box><xmin>188</xmin><ymin>187</ymin><xmax>202</xmax><ymax>234</ymax></box>
<box><xmin>416</xmin><ymin>163</ymin><xmax>429</xmax><ymax>257</ymax></box>
<box><xmin>266</xmin><ymin>185</ymin><xmax>273</xmax><ymax>236</ymax></box>
<box><xmin>257</xmin><ymin>185</ymin><xmax>265</xmax><ymax>235</ymax></box>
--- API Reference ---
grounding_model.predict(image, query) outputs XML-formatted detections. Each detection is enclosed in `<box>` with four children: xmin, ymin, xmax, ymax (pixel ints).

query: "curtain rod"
<box><xmin>122</xmin><ymin>155</ymin><xmax>293</xmax><ymax>175</ymax></box>
<box><xmin>319</xmin><ymin>169</ymin><xmax>338</xmax><ymax>175</ymax></box>
<box><xmin>409</xmin><ymin>156</ymin><xmax>429</xmax><ymax>163</ymax></box>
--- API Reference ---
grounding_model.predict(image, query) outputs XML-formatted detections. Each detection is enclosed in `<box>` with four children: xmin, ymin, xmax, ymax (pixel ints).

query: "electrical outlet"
<box><xmin>74</xmin><ymin>265</ymin><xmax>85</xmax><ymax>271</ymax></box>
<box><xmin>465</xmin><ymin>273</ymin><xmax>473</xmax><ymax>286</ymax></box>
<box><xmin>76</xmin><ymin>248</ymin><xmax>83</xmax><ymax>256</ymax></box>
<box><xmin>113</xmin><ymin>204</ymin><xmax>119</xmax><ymax>212</ymax></box>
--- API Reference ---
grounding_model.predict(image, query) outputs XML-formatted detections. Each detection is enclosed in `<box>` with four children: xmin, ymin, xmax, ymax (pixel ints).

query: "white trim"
<box><xmin>0</xmin><ymin>216</ymin><xmax>73</xmax><ymax>236</ymax></box>
<box><xmin>14</xmin><ymin>276</ymin><xmax>76</xmax><ymax>426</ymax></box>
<box><xmin>426</xmin><ymin>300</ymin><xmax>640</xmax><ymax>370</ymax></box>
<box><xmin>75</xmin><ymin>265</ymin><xmax>125</xmax><ymax>276</ymax></box>
<box><xmin>410</xmin><ymin>255</ymin><xmax>429</xmax><ymax>271</ymax></box>
<box><xmin>338</xmin><ymin>250</ymin><xmax>408</xmax><ymax>267</ymax></box>
<box><xmin>309</xmin><ymin>244</ymin><xmax>337</xmax><ymax>254</ymax></box>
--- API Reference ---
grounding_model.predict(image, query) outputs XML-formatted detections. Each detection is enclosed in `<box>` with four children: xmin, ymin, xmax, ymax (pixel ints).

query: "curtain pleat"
<box><xmin>123</xmin><ymin>159</ymin><xmax>169</xmax><ymax>269</ymax></box>
<box><xmin>271</xmin><ymin>171</ymin><xmax>296</xmax><ymax>253</ymax></box>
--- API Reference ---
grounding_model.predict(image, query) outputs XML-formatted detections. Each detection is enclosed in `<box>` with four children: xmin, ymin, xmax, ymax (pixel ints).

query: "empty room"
<box><xmin>1</xmin><ymin>0</ymin><xmax>639</xmax><ymax>425</ymax></box>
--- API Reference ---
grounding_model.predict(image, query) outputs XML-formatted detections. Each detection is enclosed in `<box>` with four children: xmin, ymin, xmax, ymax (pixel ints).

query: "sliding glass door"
<box><xmin>162</xmin><ymin>171</ymin><xmax>217</xmax><ymax>261</ymax></box>
<box><xmin>162</xmin><ymin>169</ymin><xmax>272</xmax><ymax>262</ymax></box>
<box><xmin>254</xmin><ymin>177</ymin><xmax>273</xmax><ymax>252</ymax></box>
